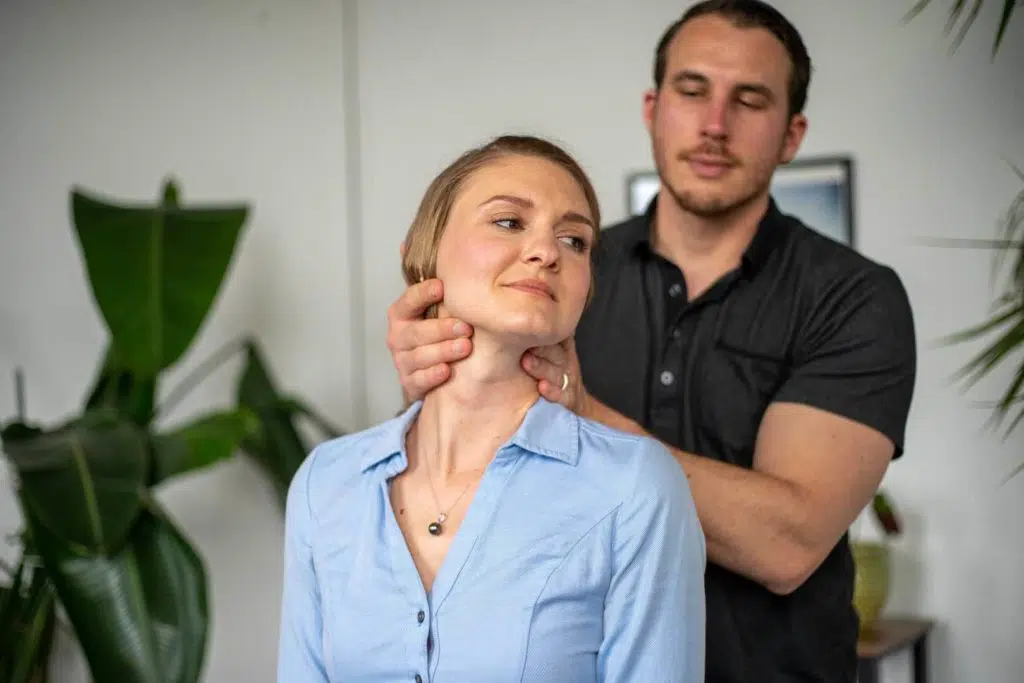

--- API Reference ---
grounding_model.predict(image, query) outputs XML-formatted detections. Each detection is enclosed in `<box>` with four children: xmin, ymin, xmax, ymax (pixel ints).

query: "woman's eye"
<box><xmin>494</xmin><ymin>217</ymin><xmax>521</xmax><ymax>230</ymax></box>
<box><xmin>560</xmin><ymin>235</ymin><xmax>588</xmax><ymax>252</ymax></box>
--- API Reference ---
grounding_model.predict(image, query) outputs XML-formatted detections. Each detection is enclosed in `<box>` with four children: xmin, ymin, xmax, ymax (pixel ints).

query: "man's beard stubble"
<box><xmin>655</xmin><ymin>139</ymin><xmax>778</xmax><ymax>220</ymax></box>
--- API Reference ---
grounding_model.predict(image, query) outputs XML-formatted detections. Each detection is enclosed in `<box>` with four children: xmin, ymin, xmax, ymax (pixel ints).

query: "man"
<box><xmin>385</xmin><ymin>1</ymin><xmax>916</xmax><ymax>681</ymax></box>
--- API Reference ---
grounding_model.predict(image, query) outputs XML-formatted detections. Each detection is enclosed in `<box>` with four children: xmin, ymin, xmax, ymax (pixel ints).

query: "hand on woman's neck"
<box><xmin>413</xmin><ymin>332</ymin><xmax>540</xmax><ymax>481</ymax></box>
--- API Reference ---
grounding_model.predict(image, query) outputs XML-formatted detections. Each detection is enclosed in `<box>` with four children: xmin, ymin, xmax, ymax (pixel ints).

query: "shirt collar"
<box><xmin>360</xmin><ymin>396</ymin><xmax>580</xmax><ymax>473</ymax></box>
<box><xmin>626</xmin><ymin>193</ymin><xmax>787</xmax><ymax>276</ymax></box>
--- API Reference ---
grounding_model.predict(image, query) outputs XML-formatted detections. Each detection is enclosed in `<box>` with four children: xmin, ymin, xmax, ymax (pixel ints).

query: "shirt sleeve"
<box><xmin>598</xmin><ymin>439</ymin><xmax>707</xmax><ymax>683</ymax></box>
<box><xmin>773</xmin><ymin>264</ymin><xmax>917</xmax><ymax>456</ymax></box>
<box><xmin>276</xmin><ymin>450</ymin><xmax>330</xmax><ymax>683</ymax></box>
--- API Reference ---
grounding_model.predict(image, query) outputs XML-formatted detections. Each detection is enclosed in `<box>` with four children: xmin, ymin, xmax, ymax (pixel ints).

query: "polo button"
<box><xmin>660</xmin><ymin>370</ymin><xmax>674</xmax><ymax>386</ymax></box>
<box><xmin>668</xmin><ymin>283</ymin><xmax>683</xmax><ymax>297</ymax></box>
<box><xmin>671</xmin><ymin>327</ymin><xmax>681</xmax><ymax>339</ymax></box>
<box><xmin>417</xmin><ymin>610</ymin><xmax>425</xmax><ymax>624</ymax></box>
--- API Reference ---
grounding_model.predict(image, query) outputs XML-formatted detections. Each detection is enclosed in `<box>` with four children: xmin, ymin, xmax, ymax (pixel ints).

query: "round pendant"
<box><xmin>427</xmin><ymin>521</ymin><xmax>442</xmax><ymax>536</ymax></box>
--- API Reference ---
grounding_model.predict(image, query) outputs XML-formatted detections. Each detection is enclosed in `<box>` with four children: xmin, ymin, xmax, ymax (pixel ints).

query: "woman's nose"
<box><xmin>524</xmin><ymin>231</ymin><xmax>560</xmax><ymax>268</ymax></box>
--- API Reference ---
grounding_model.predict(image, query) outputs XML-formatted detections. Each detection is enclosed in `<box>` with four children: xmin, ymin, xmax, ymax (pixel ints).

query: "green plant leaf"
<box><xmin>993</xmin><ymin>0</ymin><xmax>1018</xmax><ymax>56</ymax></box>
<box><xmin>278</xmin><ymin>397</ymin><xmax>346</xmax><ymax>441</ymax></box>
<box><xmin>84</xmin><ymin>343</ymin><xmax>159</xmax><ymax>426</ymax></box>
<box><xmin>2</xmin><ymin>412</ymin><xmax>148</xmax><ymax>554</ymax></box>
<box><xmin>150</xmin><ymin>408</ymin><xmax>261</xmax><ymax>486</ymax></box>
<box><xmin>71</xmin><ymin>180</ymin><xmax>249</xmax><ymax>376</ymax></box>
<box><xmin>0</xmin><ymin>551</ymin><xmax>57</xmax><ymax>683</ymax></box>
<box><xmin>871</xmin><ymin>491</ymin><xmax>902</xmax><ymax>535</ymax></box>
<box><xmin>27</xmin><ymin>501</ymin><xmax>208</xmax><ymax>683</ymax></box>
<box><xmin>938</xmin><ymin>301</ymin><xmax>1024</xmax><ymax>346</ymax></box>
<box><xmin>235</xmin><ymin>340</ymin><xmax>343</xmax><ymax>506</ymax></box>
<box><xmin>902</xmin><ymin>0</ymin><xmax>1019</xmax><ymax>56</ymax></box>
<box><xmin>236</xmin><ymin>341</ymin><xmax>310</xmax><ymax>504</ymax></box>
<box><xmin>953</xmin><ymin>314</ymin><xmax>1024</xmax><ymax>387</ymax></box>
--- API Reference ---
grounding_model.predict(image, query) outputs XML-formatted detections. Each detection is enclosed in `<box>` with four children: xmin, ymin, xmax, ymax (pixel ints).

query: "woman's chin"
<box><xmin>477</xmin><ymin>320</ymin><xmax>567</xmax><ymax>350</ymax></box>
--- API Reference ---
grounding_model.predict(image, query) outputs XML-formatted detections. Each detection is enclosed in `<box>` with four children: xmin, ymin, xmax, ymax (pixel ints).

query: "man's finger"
<box><xmin>393</xmin><ymin>317</ymin><xmax>472</xmax><ymax>355</ymax></box>
<box><xmin>388</xmin><ymin>279</ymin><xmax>445</xmax><ymax>322</ymax></box>
<box><xmin>405</xmin><ymin>363</ymin><xmax>452</xmax><ymax>400</ymax></box>
<box><xmin>528</xmin><ymin>342</ymin><xmax>568</xmax><ymax>367</ymax></box>
<box><xmin>522</xmin><ymin>350</ymin><xmax>565</xmax><ymax>388</ymax></box>
<box><xmin>397</xmin><ymin>336</ymin><xmax>472</xmax><ymax>374</ymax></box>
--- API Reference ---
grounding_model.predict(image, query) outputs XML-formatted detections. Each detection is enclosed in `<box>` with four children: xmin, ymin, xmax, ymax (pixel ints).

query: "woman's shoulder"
<box><xmin>290</xmin><ymin>414</ymin><xmax>409</xmax><ymax>512</ymax></box>
<box><xmin>574</xmin><ymin>414</ymin><xmax>693</xmax><ymax>505</ymax></box>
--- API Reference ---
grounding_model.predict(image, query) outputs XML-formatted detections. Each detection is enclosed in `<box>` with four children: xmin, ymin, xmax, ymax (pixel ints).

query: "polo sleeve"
<box><xmin>276</xmin><ymin>451</ymin><xmax>330</xmax><ymax>683</ymax></box>
<box><xmin>597</xmin><ymin>439</ymin><xmax>706</xmax><ymax>683</ymax></box>
<box><xmin>773</xmin><ymin>264</ymin><xmax>917</xmax><ymax>456</ymax></box>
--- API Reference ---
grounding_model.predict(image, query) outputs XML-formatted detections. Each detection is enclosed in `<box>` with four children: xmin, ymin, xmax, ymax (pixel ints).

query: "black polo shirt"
<box><xmin>575</xmin><ymin>197</ymin><xmax>917</xmax><ymax>683</ymax></box>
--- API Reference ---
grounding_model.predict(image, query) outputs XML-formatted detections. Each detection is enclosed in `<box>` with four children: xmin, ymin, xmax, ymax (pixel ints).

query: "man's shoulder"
<box><xmin>780</xmin><ymin>215</ymin><xmax>905</xmax><ymax>294</ymax></box>
<box><xmin>593</xmin><ymin>213</ymin><xmax>648</xmax><ymax>266</ymax></box>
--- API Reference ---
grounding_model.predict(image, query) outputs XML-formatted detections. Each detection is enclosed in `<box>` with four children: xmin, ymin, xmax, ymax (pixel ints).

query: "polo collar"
<box><xmin>626</xmin><ymin>194</ymin><xmax>787</xmax><ymax>275</ymax></box>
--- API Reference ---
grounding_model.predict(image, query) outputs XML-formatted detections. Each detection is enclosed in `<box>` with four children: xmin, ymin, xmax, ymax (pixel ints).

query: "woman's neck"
<box><xmin>412</xmin><ymin>333</ymin><xmax>539</xmax><ymax>481</ymax></box>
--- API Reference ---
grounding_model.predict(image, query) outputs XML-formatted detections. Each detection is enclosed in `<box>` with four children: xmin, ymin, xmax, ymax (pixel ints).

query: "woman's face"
<box><xmin>434</xmin><ymin>154</ymin><xmax>595</xmax><ymax>350</ymax></box>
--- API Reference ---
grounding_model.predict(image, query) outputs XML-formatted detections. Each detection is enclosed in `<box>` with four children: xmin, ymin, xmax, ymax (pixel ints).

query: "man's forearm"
<box><xmin>583</xmin><ymin>395</ymin><xmax>820</xmax><ymax>595</ymax></box>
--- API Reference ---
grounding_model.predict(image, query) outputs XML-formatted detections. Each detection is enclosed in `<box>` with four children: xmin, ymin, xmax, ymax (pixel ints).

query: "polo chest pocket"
<box><xmin>695</xmin><ymin>319</ymin><xmax>791</xmax><ymax>463</ymax></box>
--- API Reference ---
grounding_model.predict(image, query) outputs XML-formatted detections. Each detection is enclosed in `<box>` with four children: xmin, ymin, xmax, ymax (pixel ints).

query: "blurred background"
<box><xmin>1</xmin><ymin>1</ymin><xmax>1021</xmax><ymax>682</ymax></box>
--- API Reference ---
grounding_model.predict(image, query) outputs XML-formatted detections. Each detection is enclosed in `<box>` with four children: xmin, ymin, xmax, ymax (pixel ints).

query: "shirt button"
<box><xmin>660</xmin><ymin>370</ymin><xmax>675</xmax><ymax>386</ymax></box>
<box><xmin>670</xmin><ymin>327</ymin><xmax>681</xmax><ymax>339</ymax></box>
<box><xmin>417</xmin><ymin>610</ymin><xmax>425</xmax><ymax>624</ymax></box>
<box><xmin>668</xmin><ymin>283</ymin><xmax>683</xmax><ymax>298</ymax></box>
<box><xmin>415</xmin><ymin>676</ymin><xmax>422</xmax><ymax>683</ymax></box>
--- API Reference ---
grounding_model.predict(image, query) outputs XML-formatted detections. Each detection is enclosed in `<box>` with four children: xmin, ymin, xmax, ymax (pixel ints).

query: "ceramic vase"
<box><xmin>851</xmin><ymin>540</ymin><xmax>890</xmax><ymax>633</ymax></box>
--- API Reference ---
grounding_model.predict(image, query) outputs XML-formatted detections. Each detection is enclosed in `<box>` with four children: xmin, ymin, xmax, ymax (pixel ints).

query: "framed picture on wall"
<box><xmin>625</xmin><ymin>155</ymin><xmax>856</xmax><ymax>248</ymax></box>
<box><xmin>770</xmin><ymin>155</ymin><xmax>855</xmax><ymax>247</ymax></box>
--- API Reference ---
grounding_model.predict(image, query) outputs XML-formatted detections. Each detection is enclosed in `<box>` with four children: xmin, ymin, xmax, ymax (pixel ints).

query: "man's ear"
<box><xmin>642</xmin><ymin>88</ymin><xmax>659</xmax><ymax>134</ymax></box>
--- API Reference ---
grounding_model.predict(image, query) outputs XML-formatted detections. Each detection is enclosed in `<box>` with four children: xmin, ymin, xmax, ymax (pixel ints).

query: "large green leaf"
<box><xmin>0</xmin><ymin>550</ymin><xmax>57</xmax><ymax>683</ymax></box>
<box><xmin>236</xmin><ymin>340</ymin><xmax>344</xmax><ymax>505</ymax></box>
<box><xmin>2</xmin><ymin>411</ymin><xmax>148</xmax><ymax>555</ymax></box>
<box><xmin>27</xmin><ymin>502</ymin><xmax>208</xmax><ymax>683</ymax></box>
<box><xmin>150</xmin><ymin>408</ymin><xmax>261</xmax><ymax>486</ymax></box>
<box><xmin>71</xmin><ymin>180</ymin><xmax>249</xmax><ymax>376</ymax></box>
<box><xmin>84</xmin><ymin>343</ymin><xmax>158</xmax><ymax>427</ymax></box>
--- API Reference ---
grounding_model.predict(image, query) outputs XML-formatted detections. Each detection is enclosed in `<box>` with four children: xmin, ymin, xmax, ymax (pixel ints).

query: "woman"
<box><xmin>276</xmin><ymin>135</ymin><xmax>706</xmax><ymax>682</ymax></box>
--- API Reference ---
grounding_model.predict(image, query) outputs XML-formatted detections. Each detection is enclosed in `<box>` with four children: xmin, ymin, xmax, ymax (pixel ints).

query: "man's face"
<box><xmin>643</xmin><ymin>14</ymin><xmax>807</xmax><ymax>219</ymax></box>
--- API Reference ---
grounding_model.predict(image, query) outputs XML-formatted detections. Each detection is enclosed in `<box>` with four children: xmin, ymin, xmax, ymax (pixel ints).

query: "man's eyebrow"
<box><xmin>671</xmin><ymin>69</ymin><xmax>709</xmax><ymax>86</ymax></box>
<box><xmin>480</xmin><ymin>194</ymin><xmax>594</xmax><ymax>230</ymax></box>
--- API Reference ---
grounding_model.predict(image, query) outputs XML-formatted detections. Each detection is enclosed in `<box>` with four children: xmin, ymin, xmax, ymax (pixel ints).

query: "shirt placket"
<box><xmin>650</xmin><ymin>263</ymin><xmax>689</xmax><ymax>444</ymax></box>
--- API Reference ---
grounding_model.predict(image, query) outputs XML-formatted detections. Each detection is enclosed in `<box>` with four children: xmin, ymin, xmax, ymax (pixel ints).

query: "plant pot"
<box><xmin>851</xmin><ymin>540</ymin><xmax>890</xmax><ymax>634</ymax></box>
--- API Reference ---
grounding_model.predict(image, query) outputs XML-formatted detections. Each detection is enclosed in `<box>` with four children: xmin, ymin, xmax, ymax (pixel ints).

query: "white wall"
<box><xmin>356</xmin><ymin>1</ymin><xmax>1024</xmax><ymax>683</ymax></box>
<box><xmin>2</xmin><ymin>0</ymin><xmax>1023</xmax><ymax>682</ymax></box>
<box><xmin>0</xmin><ymin>0</ymin><xmax>353</xmax><ymax>681</ymax></box>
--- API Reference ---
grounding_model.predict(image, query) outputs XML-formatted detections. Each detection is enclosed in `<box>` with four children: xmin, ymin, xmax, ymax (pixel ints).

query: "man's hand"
<box><xmin>521</xmin><ymin>337</ymin><xmax>590</xmax><ymax>416</ymax></box>
<box><xmin>386</xmin><ymin>277</ymin><xmax>473</xmax><ymax>405</ymax></box>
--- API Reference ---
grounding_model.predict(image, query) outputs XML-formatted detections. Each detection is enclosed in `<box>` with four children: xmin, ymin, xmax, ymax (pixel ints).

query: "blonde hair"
<box><xmin>401</xmin><ymin>135</ymin><xmax>601</xmax><ymax>318</ymax></box>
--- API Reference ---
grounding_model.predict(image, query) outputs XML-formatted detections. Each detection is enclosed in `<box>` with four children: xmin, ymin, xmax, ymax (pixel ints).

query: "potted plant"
<box><xmin>0</xmin><ymin>179</ymin><xmax>343</xmax><ymax>683</ymax></box>
<box><xmin>851</xmin><ymin>491</ymin><xmax>902</xmax><ymax>633</ymax></box>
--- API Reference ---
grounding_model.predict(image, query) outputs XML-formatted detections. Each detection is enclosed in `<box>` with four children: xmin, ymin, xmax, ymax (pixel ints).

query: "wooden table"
<box><xmin>856</xmin><ymin>617</ymin><xmax>935</xmax><ymax>683</ymax></box>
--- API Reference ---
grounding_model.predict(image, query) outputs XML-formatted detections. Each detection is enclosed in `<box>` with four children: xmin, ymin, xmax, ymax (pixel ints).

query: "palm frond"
<box><xmin>944</xmin><ymin>163</ymin><xmax>1024</xmax><ymax>437</ymax></box>
<box><xmin>902</xmin><ymin>0</ymin><xmax>1019</xmax><ymax>57</ymax></box>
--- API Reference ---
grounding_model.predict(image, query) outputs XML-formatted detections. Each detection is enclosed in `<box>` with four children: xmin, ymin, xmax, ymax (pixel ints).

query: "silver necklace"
<box><xmin>422</xmin><ymin>452</ymin><xmax>480</xmax><ymax>536</ymax></box>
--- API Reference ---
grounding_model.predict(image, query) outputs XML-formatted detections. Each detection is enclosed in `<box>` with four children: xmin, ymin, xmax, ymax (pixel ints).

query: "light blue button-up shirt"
<box><xmin>277</xmin><ymin>396</ymin><xmax>705</xmax><ymax>682</ymax></box>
